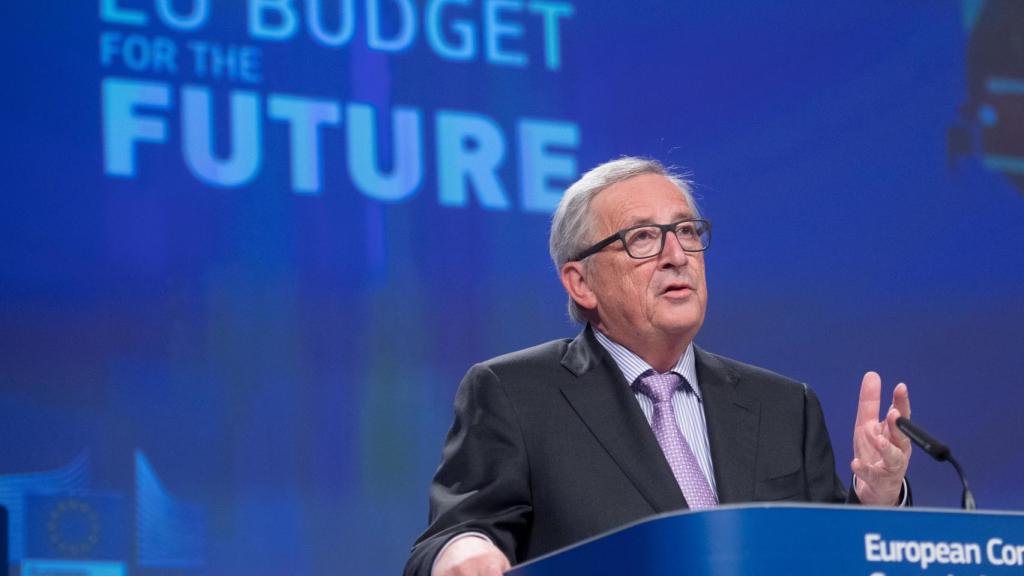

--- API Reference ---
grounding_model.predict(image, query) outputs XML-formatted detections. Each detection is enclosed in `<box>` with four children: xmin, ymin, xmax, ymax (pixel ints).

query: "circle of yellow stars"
<box><xmin>47</xmin><ymin>498</ymin><xmax>100</xmax><ymax>556</ymax></box>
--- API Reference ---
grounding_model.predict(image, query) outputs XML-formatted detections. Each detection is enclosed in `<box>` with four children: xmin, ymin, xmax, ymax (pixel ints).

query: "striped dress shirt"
<box><xmin>592</xmin><ymin>330</ymin><xmax>718</xmax><ymax>498</ymax></box>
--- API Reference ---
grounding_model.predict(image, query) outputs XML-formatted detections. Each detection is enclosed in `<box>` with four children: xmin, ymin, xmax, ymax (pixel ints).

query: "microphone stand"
<box><xmin>896</xmin><ymin>417</ymin><xmax>975</xmax><ymax>510</ymax></box>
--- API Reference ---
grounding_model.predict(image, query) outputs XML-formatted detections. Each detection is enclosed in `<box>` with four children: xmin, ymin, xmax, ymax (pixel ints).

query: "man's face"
<box><xmin>580</xmin><ymin>173</ymin><xmax>708</xmax><ymax>348</ymax></box>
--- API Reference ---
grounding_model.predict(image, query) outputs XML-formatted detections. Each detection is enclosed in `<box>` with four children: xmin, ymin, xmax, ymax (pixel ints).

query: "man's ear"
<box><xmin>560</xmin><ymin>261</ymin><xmax>598</xmax><ymax>312</ymax></box>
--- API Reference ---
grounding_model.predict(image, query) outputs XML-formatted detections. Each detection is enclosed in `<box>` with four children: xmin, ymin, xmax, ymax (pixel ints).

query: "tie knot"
<box><xmin>636</xmin><ymin>371</ymin><xmax>682</xmax><ymax>404</ymax></box>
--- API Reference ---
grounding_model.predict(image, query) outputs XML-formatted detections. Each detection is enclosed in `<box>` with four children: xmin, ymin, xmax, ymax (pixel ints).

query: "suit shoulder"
<box><xmin>477</xmin><ymin>338</ymin><xmax>573</xmax><ymax>373</ymax></box>
<box><xmin>697</xmin><ymin>348</ymin><xmax>808</xmax><ymax>395</ymax></box>
<box><xmin>459</xmin><ymin>338</ymin><xmax>575</xmax><ymax>393</ymax></box>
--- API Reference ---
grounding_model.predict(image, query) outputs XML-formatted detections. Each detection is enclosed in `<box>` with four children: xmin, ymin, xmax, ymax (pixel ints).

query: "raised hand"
<box><xmin>851</xmin><ymin>371</ymin><xmax>912</xmax><ymax>505</ymax></box>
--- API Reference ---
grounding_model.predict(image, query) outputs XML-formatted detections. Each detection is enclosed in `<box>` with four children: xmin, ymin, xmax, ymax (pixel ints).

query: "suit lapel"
<box><xmin>695</xmin><ymin>347</ymin><xmax>760</xmax><ymax>504</ymax></box>
<box><xmin>558</xmin><ymin>328</ymin><xmax>687</xmax><ymax>513</ymax></box>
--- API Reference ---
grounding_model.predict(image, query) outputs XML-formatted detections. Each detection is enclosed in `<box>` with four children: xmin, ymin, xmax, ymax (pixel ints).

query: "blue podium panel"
<box><xmin>510</xmin><ymin>504</ymin><xmax>1024</xmax><ymax>576</ymax></box>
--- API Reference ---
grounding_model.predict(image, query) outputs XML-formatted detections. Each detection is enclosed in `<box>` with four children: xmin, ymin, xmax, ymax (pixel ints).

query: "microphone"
<box><xmin>896</xmin><ymin>417</ymin><xmax>975</xmax><ymax>510</ymax></box>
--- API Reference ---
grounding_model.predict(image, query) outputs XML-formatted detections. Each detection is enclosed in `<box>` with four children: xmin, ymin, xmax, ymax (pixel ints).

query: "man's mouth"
<box><xmin>661</xmin><ymin>282</ymin><xmax>694</xmax><ymax>297</ymax></box>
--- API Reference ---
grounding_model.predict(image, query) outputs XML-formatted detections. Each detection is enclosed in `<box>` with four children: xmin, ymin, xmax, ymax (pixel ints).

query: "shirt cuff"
<box><xmin>431</xmin><ymin>532</ymin><xmax>494</xmax><ymax>575</ymax></box>
<box><xmin>895</xmin><ymin>477</ymin><xmax>909</xmax><ymax>507</ymax></box>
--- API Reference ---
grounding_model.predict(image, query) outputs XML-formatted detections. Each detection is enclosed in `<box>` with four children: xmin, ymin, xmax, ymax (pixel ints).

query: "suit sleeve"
<box><xmin>404</xmin><ymin>363</ymin><xmax>532</xmax><ymax>576</ymax></box>
<box><xmin>801</xmin><ymin>384</ymin><xmax>851</xmax><ymax>503</ymax></box>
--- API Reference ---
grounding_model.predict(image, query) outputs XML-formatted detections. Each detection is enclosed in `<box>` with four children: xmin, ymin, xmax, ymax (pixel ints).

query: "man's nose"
<box><xmin>659</xmin><ymin>232</ymin><xmax>690</xmax><ymax>267</ymax></box>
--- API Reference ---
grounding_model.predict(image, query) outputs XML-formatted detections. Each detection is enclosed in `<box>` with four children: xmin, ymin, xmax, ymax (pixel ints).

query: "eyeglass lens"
<box><xmin>623</xmin><ymin>222</ymin><xmax>707</xmax><ymax>258</ymax></box>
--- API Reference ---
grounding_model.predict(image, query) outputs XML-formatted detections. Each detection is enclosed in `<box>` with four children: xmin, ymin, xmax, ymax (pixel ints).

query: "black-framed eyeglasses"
<box><xmin>570</xmin><ymin>218</ymin><xmax>712</xmax><ymax>261</ymax></box>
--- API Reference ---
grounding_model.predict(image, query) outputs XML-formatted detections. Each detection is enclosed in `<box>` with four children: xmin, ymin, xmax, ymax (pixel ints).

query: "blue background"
<box><xmin>1</xmin><ymin>1</ymin><xmax>1022</xmax><ymax>575</ymax></box>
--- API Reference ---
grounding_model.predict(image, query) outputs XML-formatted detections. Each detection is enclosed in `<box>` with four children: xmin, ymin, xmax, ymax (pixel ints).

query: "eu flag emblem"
<box><xmin>25</xmin><ymin>494</ymin><xmax>129</xmax><ymax>561</ymax></box>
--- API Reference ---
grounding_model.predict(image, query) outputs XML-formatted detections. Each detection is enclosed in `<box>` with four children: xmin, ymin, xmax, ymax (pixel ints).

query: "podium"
<box><xmin>509</xmin><ymin>504</ymin><xmax>1024</xmax><ymax>575</ymax></box>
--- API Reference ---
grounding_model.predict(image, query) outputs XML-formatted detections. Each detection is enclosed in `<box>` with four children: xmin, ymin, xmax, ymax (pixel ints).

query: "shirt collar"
<box><xmin>592</xmin><ymin>327</ymin><xmax>702</xmax><ymax>400</ymax></box>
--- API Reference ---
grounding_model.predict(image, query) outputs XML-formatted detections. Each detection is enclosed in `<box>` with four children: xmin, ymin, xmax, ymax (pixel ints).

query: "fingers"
<box><xmin>851</xmin><ymin>373</ymin><xmax>911</xmax><ymax>506</ymax></box>
<box><xmin>851</xmin><ymin>457</ymin><xmax>905</xmax><ymax>506</ymax></box>
<box><xmin>853</xmin><ymin>411</ymin><xmax>910</xmax><ymax>475</ymax></box>
<box><xmin>850</xmin><ymin>457</ymin><xmax>865</xmax><ymax>478</ymax></box>
<box><xmin>853</xmin><ymin>412</ymin><xmax>910</xmax><ymax>481</ymax></box>
<box><xmin>872</xmin><ymin>421</ymin><xmax>909</xmax><ymax>470</ymax></box>
<box><xmin>885</xmin><ymin>407</ymin><xmax>913</xmax><ymax>454</ymax></box>
<box><xmin>851</xmin><ymin>455</ymin><xmax>880</xmax><ymax>484</ymax></box>
<box><xmin>892</xmin><ymin>382</ymin><xmax>911</xmax><ymax>419</ymax></box>
<box><xmin>852</xmin><ymin>420</ymin><xmax>879</xmax><ymax>460</ymax></box>
<box><xmin>855</xmin><ymin>371</ymin><xmax>882</xmax><ymax>427</ymax></box>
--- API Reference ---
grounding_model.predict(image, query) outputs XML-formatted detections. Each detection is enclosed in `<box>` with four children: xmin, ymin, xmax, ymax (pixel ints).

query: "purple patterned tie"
<box><xmin>636</xmin><ymin>372</ymin><xmax>718</xmax><ymax>509</ymax></box>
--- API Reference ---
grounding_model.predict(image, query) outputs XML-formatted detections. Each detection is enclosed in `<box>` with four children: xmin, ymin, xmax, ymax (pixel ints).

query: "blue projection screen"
<box><xmin>1</xmin><ymin>1</ymin><xmax>1022</xmax><ymax>575</ymax></box>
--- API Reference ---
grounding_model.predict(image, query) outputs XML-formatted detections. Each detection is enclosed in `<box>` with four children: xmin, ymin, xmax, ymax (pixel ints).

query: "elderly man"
<box><xmin>405</xmin><ymin>157</ymin><xmax>912</xmax><ymax>576</ymax></box>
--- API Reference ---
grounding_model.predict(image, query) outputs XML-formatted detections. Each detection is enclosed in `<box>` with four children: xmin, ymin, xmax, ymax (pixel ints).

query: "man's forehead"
<box><xmin>592</xmin><ymin>175</ymin><xmax>693</xmax><ymax>230</ymax></box>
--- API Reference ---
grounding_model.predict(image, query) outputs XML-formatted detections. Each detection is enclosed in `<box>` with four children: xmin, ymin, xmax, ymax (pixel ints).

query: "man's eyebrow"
<box><xmin>620</xmin><ymin>213</ymin><xmax>695</xmax><ymax>228</ymax></box>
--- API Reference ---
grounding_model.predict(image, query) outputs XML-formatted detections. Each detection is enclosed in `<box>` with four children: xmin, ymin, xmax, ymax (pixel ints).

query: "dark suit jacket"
<box><xmin>405</xmin><ymin>327</ymin><xmax>853</xmax><ymax>575</ymax></box>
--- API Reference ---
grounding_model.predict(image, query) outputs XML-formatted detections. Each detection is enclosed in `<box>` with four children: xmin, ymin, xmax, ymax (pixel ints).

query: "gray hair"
<box><xmin>549</xmin><ymin>157</ymin><xmax>701</xmax><ymax>323</ymax></box>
